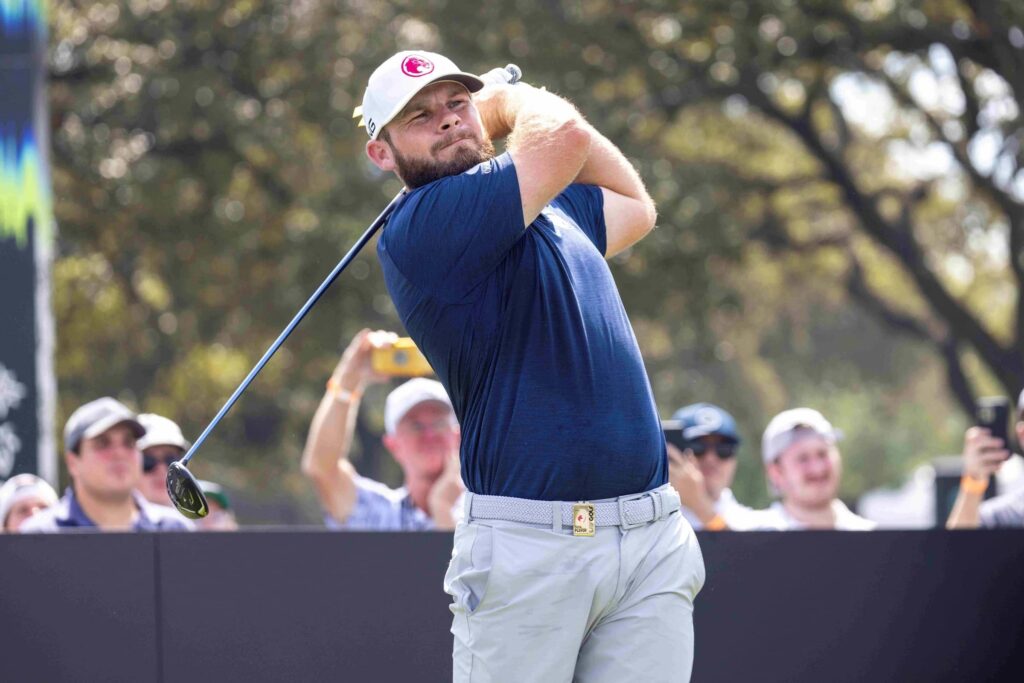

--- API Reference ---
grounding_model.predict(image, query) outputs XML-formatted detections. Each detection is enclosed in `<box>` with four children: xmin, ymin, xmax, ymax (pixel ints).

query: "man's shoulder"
<box><xmin>352</xmin><ymin>475</ymin><xmax>407</xmax><ymax>505</ymax></box>
<box><xmin>980</xmin><ymin>488</ymin><xmax>1024</xmax><ymax>527</ymax></box>
<box><xmin>387</xmin><ymin>154</ymin><xmax>517</xmax><ymax>226</ymax></box>
<box><xmin>832</xmin><ymin>500</ymin><xmax>877</xmax><ymax>530</ymax></box>
<box><xmin>743</xmin><ymin>503</ymin><xmax>790</xmax><ymax>530</ymax></box>
<box><xmin>18</xmin><ymin>506</ymin><xmax>64</xmax><ymax>533</ymax></box>
<box><xmin>136</xmin><ymin>495</ymin><xmax>195</xmax><ymax>531</ymax></box>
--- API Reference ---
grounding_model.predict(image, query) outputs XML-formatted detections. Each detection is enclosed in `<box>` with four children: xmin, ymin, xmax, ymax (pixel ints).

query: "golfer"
<box><xmin>359</xmin><ymin>51</ymin><xmax>704</xmax><ymax>682</ymax></box>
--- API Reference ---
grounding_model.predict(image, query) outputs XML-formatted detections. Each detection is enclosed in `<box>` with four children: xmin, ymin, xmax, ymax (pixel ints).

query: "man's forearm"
<box><xmin>301</xmin><ymin>390</ymin><xmax>359</xmax><ymax>480</ymax></box>
<box><xmin>478</xmin><ymin>83</ymin><xmax>582</xmax><ymax>144</ymax></box>
<box><xmin>946</xmin><ymin>488</ymin><xmax>984</xmax><ymax>529</ymax></box>
<box><xmin>574</xmin><ymin>122</ymin><xmax>653</xmax><ymax>207</ymax></box>
<box><xmin>482</xmin><ymin>85</ymin><xmax>650</xmax><ymax>205</ymax></box>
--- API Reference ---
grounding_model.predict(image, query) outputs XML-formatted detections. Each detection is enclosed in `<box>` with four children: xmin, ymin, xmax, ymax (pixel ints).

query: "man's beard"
<box><xmin>391</xmin><ymin>134</ymin><xmax>497</xmax><ymax>189</ymax></box>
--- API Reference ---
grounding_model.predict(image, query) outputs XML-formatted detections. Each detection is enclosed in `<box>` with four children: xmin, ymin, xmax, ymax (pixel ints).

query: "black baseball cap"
<box><xmin>64</xmin><ymin>397</ymin><xmax>146</xmax><ymax>453</ymax></box>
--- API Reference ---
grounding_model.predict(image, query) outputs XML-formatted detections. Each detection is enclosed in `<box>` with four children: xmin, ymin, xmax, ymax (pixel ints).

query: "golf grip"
<box><xmin>480</xmin><ymin>64</ymin><xmax>523</xmax><ymax>86</ymax></box>
<box><xmin>178</xmin><ymin>64</ymin><xmax>523</xmax><ymax>467</ymax></box>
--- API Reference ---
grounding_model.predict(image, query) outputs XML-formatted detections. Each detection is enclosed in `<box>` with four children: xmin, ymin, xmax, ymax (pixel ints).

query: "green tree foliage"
<box><xmin>48</xmin><ymin>1</ymin><xmax>1022</xmax><ymax>518</ymax></box>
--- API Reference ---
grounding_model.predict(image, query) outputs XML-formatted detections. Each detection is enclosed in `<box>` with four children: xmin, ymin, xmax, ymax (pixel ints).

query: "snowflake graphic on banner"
<box><xmin>0</xmin><ymin>423</ymin><xmax>20</xmax><ymax>478</ymax></box>
<box><xmin>0</xmin><ymin>363</ymin><xmax>28</xmax><ymax>420</ymax></box>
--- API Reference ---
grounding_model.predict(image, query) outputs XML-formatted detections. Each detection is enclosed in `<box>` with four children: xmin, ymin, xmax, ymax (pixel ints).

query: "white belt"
<box><xmin>464</xmin><ymin>485</ymin><xmax>680</xmax><ymax>531</ymax></box>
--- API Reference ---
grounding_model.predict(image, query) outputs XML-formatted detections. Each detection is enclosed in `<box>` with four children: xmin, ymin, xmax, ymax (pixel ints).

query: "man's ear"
<box><xmin>366</xmin><ymin>138</ymin><xmax>396</xmax><ymax>172</ymax></box>
<box><xmin>65</xmin><ymin>450</ymin><xmax>80</xmax><ymax>478</ymax></box>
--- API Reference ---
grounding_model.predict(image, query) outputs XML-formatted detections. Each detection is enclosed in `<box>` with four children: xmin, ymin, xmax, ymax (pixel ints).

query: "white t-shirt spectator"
<box><xmin>748</xmin><ymin>500</ymin><xmax>876</xmax><ymax>531</ymax></box>
<box><xmin>682</xmin><ymin>488</ymin><xmax>760</xmax><ymax>531</ymax></box>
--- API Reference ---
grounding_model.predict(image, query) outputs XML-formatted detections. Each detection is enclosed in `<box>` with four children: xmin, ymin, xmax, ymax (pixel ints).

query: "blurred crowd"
<box><xmin>2</xmin><ymin>328</ymin><xmax>1021</xmax><ymax>535</ymax></box>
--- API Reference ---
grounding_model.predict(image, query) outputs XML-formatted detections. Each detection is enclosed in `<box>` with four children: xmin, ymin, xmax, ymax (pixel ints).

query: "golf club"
<box><xmin>167</xmin><ymin>63</ymin><xmax>523</xmax><ymax>519</ymax></box>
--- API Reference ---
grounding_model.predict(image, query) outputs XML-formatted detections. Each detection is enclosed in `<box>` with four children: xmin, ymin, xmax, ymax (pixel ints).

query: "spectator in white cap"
<box><xmin>20</xmin><ymin>397</ymin><xmax>192</xmax><ymax>533</ymax></box>
<box><xmin>136</xmin><ymin>413</ymin><xmax>191</xmax><ymax>508</ymax></box>
<box><xmin>0</xmin><ymin>474</ymin><xmax>59</xmax><ymax>532</ymax></box>
<box><xmin>948</xmin><ymin>389</ymin><xmax>1024</xmax><ymax>528</ymax></box>
<box><xmin>750</xmin><ymin>407</ymin><xmax>875</xmax><ymax>530</ymax></box>
<box><xmin>302</xmin><ymin>329</ymin><xmax>463</xmax><ymax>530</ymax></box>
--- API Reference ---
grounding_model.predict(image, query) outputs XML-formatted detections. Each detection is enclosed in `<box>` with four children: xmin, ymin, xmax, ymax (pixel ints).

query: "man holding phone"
<box><xmin>665</xmin><ymin>403</ymin><xmax>757</xmax><ymax>531</ymax></box>
<box><xmin>947</xmin><ymin>390</ymin><xmax>1024</xmax><ymax>528</ymax></box>
<box><xmin>301</xmin><ymin>329</ymin><xmax>464</xmax><ymax>530</ymax></box>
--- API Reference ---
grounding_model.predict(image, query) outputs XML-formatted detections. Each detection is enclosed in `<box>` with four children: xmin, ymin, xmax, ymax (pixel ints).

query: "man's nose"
<box><xmin>439</xmin><ymin>111</ymin><xmax>461</xmax><ymax>130</ymax></box>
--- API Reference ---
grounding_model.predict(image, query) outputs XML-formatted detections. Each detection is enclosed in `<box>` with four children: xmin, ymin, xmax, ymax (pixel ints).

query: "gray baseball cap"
<box><xmin>64</xmin><ymin>397</ymin><xmax>146</xmax><ymax>453</ymax></box>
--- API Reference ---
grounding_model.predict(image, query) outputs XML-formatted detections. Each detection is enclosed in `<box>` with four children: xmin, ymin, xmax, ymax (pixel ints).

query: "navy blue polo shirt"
<box><xmin>378</xmin><ymin>152</ymin><xmax>665</xmax><ymax>501</ymax></box>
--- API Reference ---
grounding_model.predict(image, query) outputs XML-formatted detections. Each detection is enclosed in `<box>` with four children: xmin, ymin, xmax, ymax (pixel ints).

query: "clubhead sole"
<box><xmin>167</xmin><ymin>461</ymin><xmax>209</xmax><ymax>519</ymax></box>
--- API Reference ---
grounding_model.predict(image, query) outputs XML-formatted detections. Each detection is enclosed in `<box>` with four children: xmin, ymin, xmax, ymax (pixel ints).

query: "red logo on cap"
<box><xmin>401</xmin><ymin>55</ymin><xmax>435</xmax><ymax>77</ymax></box>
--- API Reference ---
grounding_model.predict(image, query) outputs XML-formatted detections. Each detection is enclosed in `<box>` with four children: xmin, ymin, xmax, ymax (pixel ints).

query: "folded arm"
<box><xmin>475</xmin><ymin>84</ymin><xmax>656</xmax><ymax>257</ymax></box>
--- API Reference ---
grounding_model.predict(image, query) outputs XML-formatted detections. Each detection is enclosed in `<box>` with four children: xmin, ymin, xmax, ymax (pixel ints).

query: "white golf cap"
<box><xmin>355</xmin><ymin>51</ymin><xmax>484</xmax><ymax>140</ymax></box>
<box><xmin>761</xmin><ymin>407</ymin><xmax>841</xmax><ymax>464</ymax></box>
<box><xmin>0</xmin><ymin>473</ymin><xmax>58</xmax><ymax>527</ymax></box>
<box><xmin>384</xmin><ymin>378</ymin><xmax>453</xmax><ymax>435</ymax></box>
<box><xmin>137</xmin><ymin>413</ymin><xmax>191</xmax><ymax>452</ymax></box>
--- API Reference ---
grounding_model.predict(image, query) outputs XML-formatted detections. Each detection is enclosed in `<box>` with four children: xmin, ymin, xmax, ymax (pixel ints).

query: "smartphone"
<box><xmin>661</xmin><ymin>420</ymin><xmax>689</xmax><ymax>451</ymax></box>
<box><xmin>976</xmin><ymin>396</ymin><xmax>1010</xmax><ymax>456</ymax></box>
<box><xmin>371</xmin><ymin>338</ymin><xmax>434</xmax><ymax>377</ymax></box>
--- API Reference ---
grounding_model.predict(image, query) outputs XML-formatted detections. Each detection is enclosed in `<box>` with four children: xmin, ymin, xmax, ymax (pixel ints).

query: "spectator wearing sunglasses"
<box><xmin>751</xmin><ymin>408</ymin><xmax>874</xmax><ymax>530</ymax></box>
<box><xmin>20</xmin><ymin>398</ymin><xmax>192</xmax><ymax>532</ymax></box>
<box><xmin>137</xmin><ymin>413</ymin><xmax>191</xmax><ymax>508</ymax></box>
<box><xmin>667</xmin><ymin>403</ymin><xmax>757</xmax><ymax>531</ymax></box>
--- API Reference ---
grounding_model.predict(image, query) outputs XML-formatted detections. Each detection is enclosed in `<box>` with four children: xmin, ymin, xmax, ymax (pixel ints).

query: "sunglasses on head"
<box><xmin>142</xmin><ymin>453</ymin><xmax>179</xmax><ymax>473</ymax></box>
<box><xmin>687</xmin><ymin>441</ymin><xmax>738</xmax><ymax>459</ymax></box>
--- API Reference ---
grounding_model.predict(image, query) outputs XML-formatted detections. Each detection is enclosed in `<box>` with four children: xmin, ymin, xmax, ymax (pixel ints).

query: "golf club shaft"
<box><xmin>180</xmin><ymin>190</ymin><xmax>406</xmax><ymax>465</ymax></box>
<box><xmin>179</xmin><ymin>63</ymin><xmax>522</xmax><ymax>467</ymax></box>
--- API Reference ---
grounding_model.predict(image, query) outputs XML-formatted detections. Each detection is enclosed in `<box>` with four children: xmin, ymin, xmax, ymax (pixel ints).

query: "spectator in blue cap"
<box><xmin>667</xmin><ymin>403</ymin><xmax>756</xmax><ymax>530</ymax></box>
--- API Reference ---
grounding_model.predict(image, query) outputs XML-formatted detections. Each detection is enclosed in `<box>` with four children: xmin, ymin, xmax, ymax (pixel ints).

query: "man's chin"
<box><xmin>395</xmin><ymin>141</ymin><xmax>496</xmax><ymax>189</ymax></box>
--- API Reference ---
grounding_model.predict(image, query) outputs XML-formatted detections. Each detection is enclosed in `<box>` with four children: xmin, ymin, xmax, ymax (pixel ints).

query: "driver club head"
<box><xmin>167</xmin><ymin>461</ymin><xmax>209</xmax><ymax>519</ymax></box>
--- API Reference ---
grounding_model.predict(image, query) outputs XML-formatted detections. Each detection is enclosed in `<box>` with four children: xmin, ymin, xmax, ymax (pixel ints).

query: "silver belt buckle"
<box><xmin>572</xmin><ymin>502</ymin><xmax>595</xmax><ymax>537</ymax></box>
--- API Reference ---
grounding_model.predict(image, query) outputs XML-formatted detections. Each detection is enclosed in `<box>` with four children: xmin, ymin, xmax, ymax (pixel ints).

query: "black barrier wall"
<box><xmin>2</xmin><ymin>531</ymin><xmax>1023</xmax><ymax>683</ymax></box>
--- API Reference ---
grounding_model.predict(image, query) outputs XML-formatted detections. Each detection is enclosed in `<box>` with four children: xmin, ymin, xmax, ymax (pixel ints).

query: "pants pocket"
<box><xmin>444</xmin><ymin>523</ymin><xmax>495</xmax><ymax>615</ymax></box>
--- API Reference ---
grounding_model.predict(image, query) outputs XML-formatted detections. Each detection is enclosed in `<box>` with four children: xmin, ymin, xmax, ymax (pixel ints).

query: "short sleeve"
<box><xmin>551</xmin><ymin>184</ymin><xmax>606</xmax><ymax>255</ymax></box>
<box><xmin>381</xmin><ymin>152</ymin><xmax>525</xmax><ymax>301</ymax></box>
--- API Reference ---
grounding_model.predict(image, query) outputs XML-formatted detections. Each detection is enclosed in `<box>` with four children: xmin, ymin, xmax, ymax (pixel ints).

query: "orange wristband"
<box><xmin>960</xmin><ymin>475</ymin><xmax>988</xmax><ymax>496</ymax></box>
<box><xmin>705</xmin><ymin>515</ymin><xmax>727</xmax><ymax>531</ymax></box>
<box><xmin>326</xmin><ymin>377</ymin><xmax>362</xmax><ymax>403</ymax></box>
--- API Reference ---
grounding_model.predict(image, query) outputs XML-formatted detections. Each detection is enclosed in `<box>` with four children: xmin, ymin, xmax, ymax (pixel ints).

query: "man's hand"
<box><xmin>427</xmin><ymin>452</ymin><xmax>465</xmax><ymax>531</ymax></box>
<box><xmin>473</xmin><ymin>84</ymin><xmax>521</xmax><ymax>141</ymax></box>
<box><xmin>667</xmin><ymin>444</ymin><xmax>717</xmax><ymax>524</ymax></box>
<box><xmin>329</xmin><ymin>329</ymin><xmax>398</xmax><ymax>397</ymax></box>
<box><xmin>962</xmin><ymin>426</ymin><xmax>1008</xmax><ymax>482</ymax></box>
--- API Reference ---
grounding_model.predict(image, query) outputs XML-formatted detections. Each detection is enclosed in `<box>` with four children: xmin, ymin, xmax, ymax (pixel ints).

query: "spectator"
<box><xmin>301</xmin><ymin>329</ymin><xmax>463</xmax><ymax>530</ymax></box>
<box><xmin>667</xmin><ymin>403</ymin><xmax>757</xmax><ymax>530</ymax></box>
<box><xmin>751</xmin><ymin>408</ymin><xmax>875</xmax><ymax>530</ymax></box>
<box><xmin>0</xmin><ymin>474</ymin><xmax>59</xmax><ymax>532</ymax></box>
<box><xmin>195</xmin><ymin>480</ymin><xmax>239</xmax><ymax>531</ymax></box>
<box><xmin>136</xmin><ymin>413</ymin><xmax>191</xmax><ymax>508</ymax></box>
<box><xmin>20</xmin><ymin>397</ymin><xmax>193</xmax><ymax>532</ymax></box>
<box><xmin>947</xmin><ymin>390</ymin><xmax>1024</xmax><ymax>528</ymax></box>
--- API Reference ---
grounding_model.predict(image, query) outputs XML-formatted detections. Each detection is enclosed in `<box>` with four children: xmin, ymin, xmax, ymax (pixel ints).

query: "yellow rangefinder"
<box><xmin>371</xmin><ymin>338</ymin><xmax>434</xmax><ymax>377</ymax></box>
